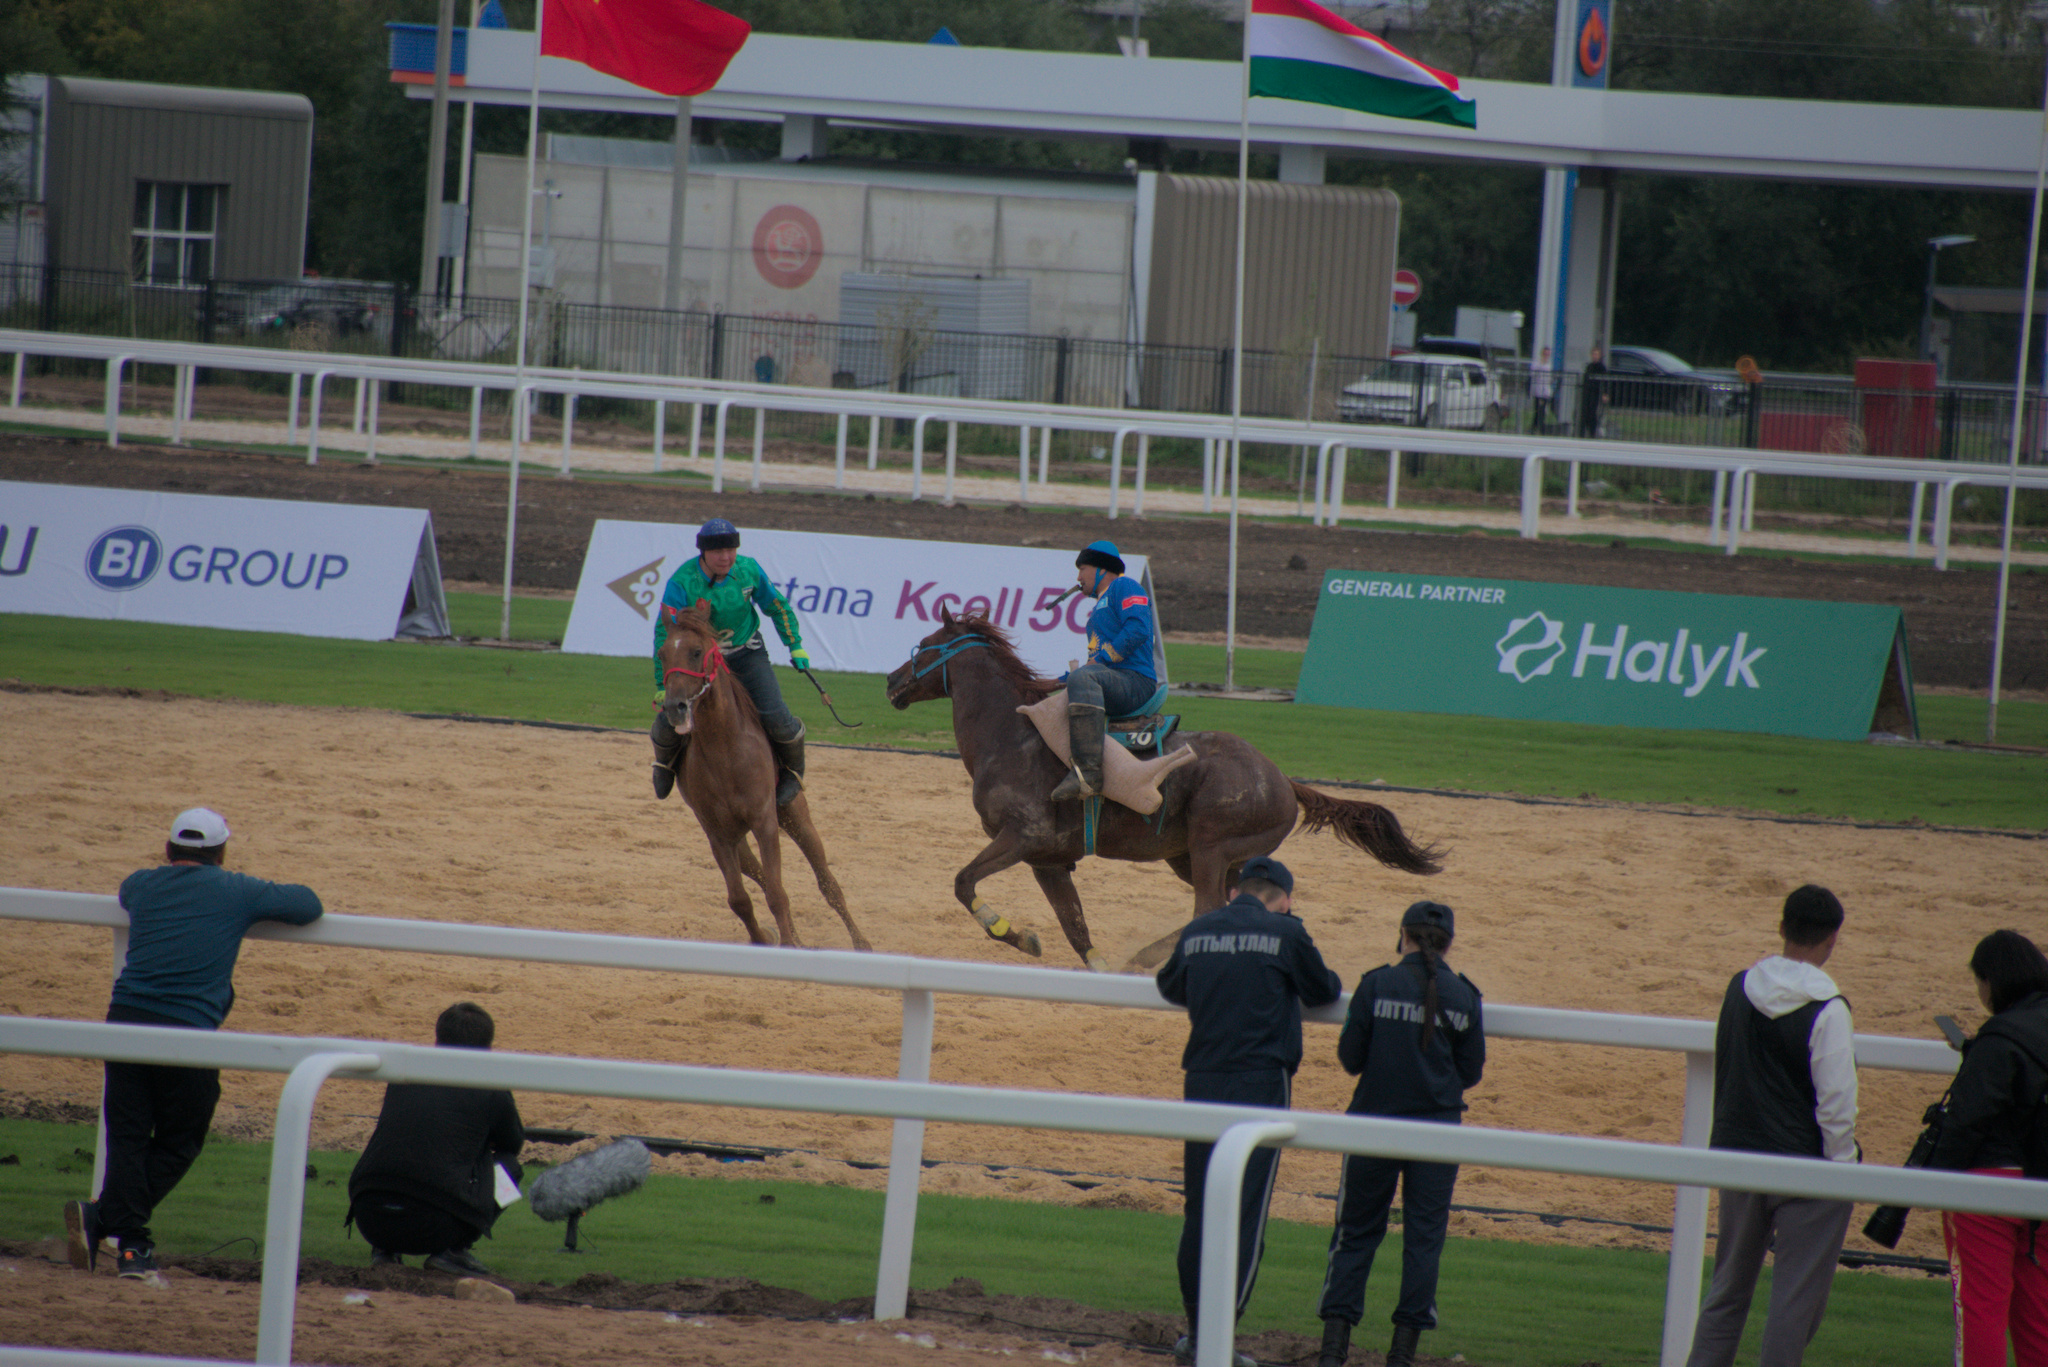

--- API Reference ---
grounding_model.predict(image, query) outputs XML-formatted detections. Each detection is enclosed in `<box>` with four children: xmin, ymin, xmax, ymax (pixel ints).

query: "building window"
<box><xmin>132</xmin><ymin>183</ymin><xmax>220</xmax><ymax>284</ymax></box>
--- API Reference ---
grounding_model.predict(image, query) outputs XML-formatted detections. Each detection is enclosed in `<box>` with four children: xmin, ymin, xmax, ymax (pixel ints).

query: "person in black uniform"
<box><xmin>346</xmin><ymin>1003</ymin><xmax>524</xmax><ymax>1276</ymax></box>
<box><xmin>1157</xmin><ymin>855</ymin><xmax>1343</xmax><ymax>1367</ymax></box>
<box><xmin>1315</xmin><ymin>900</ymin><xmax>1484</xmax><ymax>1367</ymax></box>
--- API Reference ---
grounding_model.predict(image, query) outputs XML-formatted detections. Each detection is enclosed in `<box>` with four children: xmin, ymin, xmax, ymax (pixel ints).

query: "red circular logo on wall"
<box><xmin>752</xmin><ymin>206</ymin><xmax>823</xmax><ymax>290</ymax></box>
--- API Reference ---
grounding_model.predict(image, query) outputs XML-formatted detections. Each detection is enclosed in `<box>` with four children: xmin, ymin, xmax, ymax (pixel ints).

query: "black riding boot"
<box><xmin>1049</xmin><ymin>703</ymin><xmax>1107</xmax><ymax>801</ymax></box>
<box><xmin>1386</xmin><ymin>1324</ymin><xmax>1422</xmax><ymax>1367</ymax></box>
<box><xmin>1316</xmin><ymin>1317</ymin><xmax>1352</xmax><ymax>1367</ymax></box>
<box><xmin>650</xmin><ymin>715</ymin><xmax>687</xmax><ymax>800</ymax></box>
<box><xmin>768</xmin><ymin>722</ymin><xmax>806</xmax><ymax>806</ymax></box>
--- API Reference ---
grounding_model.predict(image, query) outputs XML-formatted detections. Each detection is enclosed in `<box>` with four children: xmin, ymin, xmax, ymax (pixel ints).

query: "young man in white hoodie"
<box><xmin>1684</xmin><ymin>885</ymin><xmax>1859</xmax><ymax>1367</ymax></box>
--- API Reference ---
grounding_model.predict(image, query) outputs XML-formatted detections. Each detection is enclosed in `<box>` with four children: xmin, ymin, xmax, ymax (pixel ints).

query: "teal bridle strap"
<box><xmin>907</xmin><ymin>635</ymin><xmax>994</xmax><ymax>691</ymax></box>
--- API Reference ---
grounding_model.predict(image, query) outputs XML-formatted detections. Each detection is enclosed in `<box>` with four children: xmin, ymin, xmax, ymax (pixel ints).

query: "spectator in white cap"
<box><xmin>64</xmin><ymin>808</ymin><xmax>323</xmax><ymax>1280</ymax></box>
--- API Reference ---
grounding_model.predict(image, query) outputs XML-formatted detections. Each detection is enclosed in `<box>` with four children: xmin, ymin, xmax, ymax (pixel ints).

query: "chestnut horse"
<box><xmin>658</xmin><ymin>601</ymin><xmax>870</xmax><ymax>950</ymax></box>
<box><xmin>883</xmin><ymin>611</ymin><xmax>1441</xmax><ymax>971</ymax></box>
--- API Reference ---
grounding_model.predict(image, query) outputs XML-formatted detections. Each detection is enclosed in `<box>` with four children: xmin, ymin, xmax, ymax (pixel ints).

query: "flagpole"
<box><xmin>502</xmin><ymin>0</ymin><xmax>545</xmax><ymax>641</ymax></box>
<box><xmin>1224</xmin><ymin>0</ymin><xmax>1253</xmax><ymax>693</ymax></box>
<box><xmin>1989</xmin><ymin>33</ymin><xmax>2048</xmax><ymax>743</ymax></box>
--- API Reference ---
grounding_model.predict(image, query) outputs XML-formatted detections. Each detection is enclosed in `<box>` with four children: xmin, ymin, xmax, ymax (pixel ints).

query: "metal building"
<box><xmin>38</xmin><ymin>76</ymin><xmax>312</xmax><ymax>280</ymax></box>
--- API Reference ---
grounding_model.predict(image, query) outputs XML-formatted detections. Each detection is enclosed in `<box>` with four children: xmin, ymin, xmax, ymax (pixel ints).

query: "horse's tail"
<box><xmin>1289</xmin><ymin>781</ymin><xmax>1444</xmax><ymax>875</ymax></box>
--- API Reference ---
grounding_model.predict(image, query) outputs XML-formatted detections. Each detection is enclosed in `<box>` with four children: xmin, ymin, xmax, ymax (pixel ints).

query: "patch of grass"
<box><xmin>0</xmin><ymin>1117</ymin><xmax>1953</xmax><ymax>1367</ymax></box>
<box><xmin>1</xmin><ymin>613</ymin><xmax>2041</xmax><ymax>829</ymax></box>
<box><xmin>443</xmin><ymin>591</ymin><xmax>572</xmax><ymax>643</ymax></box>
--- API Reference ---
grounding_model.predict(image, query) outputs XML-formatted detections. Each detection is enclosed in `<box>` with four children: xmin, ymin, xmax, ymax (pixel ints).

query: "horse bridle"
<box><xmin>663</xmin><ymin>645</ymin><xmax>727</xmax><ymax>712</ymax></box>
<box><xmin>903</xmin><ymin>634</ymin><xmax>993</xmax><ymax>694</ymax></box>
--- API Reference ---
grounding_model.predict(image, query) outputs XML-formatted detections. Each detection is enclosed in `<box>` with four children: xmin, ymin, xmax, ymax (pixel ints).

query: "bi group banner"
<box><xmin>562</xmin><ymin>521</ymin><xmax>1166</xmax><ymax>682</ymax></box>
<box><xmin>0</xmin><ymin>480</ymin><xmax>450</xmax><ymax>640</ymax></box>
<box><xmin>1297</xmin><ymin>571</ymin><xmax>1914</xmax><ymax>742</ymax></box>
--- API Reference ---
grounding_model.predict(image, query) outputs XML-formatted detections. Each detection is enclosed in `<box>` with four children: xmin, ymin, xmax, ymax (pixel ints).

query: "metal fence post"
<box><xmin>874</xmin><ymin>988</ymin><xmax>935</xmax><ymax>1321</ymax></box>
<box><xmin>1054</xmin><ymin>335</ymin><xmax>1071</xmax><ymax>406</ymax></box>
<box><xmin>709</xmin><ymin>311</ymin><xmax>726</xmax><ymax>381</ymax></box>
<box><xmin>911</xmin><ymin>414</ymin><xmax>934</xmax><ymax>502</ymax></box>
<box><xmin>1134</xmin><ymin>433</ymin><xmax>1150</xmax><ymax>517</ymax></box>
<box><xmin>1197</xmin><ymin>1121</ymin><xmax>1297</xmax><ymax>1367</ymax></box>
<box><xmin>558</xmin><ymin>392</ymin><xmax>577</xmax><ymax>478</ymax></box>
<box><xmin>750</xmin><ymin>406</ymin><xmax>766</xmax><ymax>493</ymax></box>
<box><xmin>837</xmin><ymin>412</ymin><xmax>849</xmax><ymax>491</ymax></box>
<box><xmin>103</xmin><ymin>355</ymin><xmax>131</xmax><ymax>447</ymax></box>
<box><xmin>1659</xmin><ymin>1050</ymin><xmax>1716</xmax><ymax>1367</ymax></box>
<box><xmin>256</xmin><ymin>1051</ymin><xmax>382</xmax><ymax>1366</ymax></box>
<box><xmin>1017</xmin><ymin>424</ymin><xmax>1031</xmax><ymax>503</ymax></box>
<box><xmin>1520</xmin><ymin>454</ymin><xmax>1545</xmax><ymax>539</ymax></box>
<box><xmin>943</xmin><ymin>420</ymin><xmax>958</xmax><ymax>506</ymax></box>
<box><xmin>1741</xmin><ymin>382</ymin><xmax>1762</xmax><ymax>450</ymax></box>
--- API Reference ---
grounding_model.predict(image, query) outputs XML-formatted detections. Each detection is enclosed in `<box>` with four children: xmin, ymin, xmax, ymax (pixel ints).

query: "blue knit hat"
<box><xmin>1076</xmin><ymin>539</ymin><xmax>1124</xmax><ymax>576</ymax></box>
<box><xmin>697</xmin><ymin>518</ymin><xmax>740</xmax><ymax>550</ymax></box>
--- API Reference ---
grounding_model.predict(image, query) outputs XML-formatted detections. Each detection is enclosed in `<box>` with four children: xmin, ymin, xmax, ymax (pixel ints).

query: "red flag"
<box><xmin>541</xmin><ymin>0</ymin><xmax>750</xmax><ymax>98</ymax></box>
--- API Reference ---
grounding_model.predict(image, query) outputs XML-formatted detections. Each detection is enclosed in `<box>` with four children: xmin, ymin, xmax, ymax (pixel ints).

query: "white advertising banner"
<box><xmin>562</xmin><ymin>522</ymin><xmax>1166</xmax><ymax>682</ymax></box>
<box><xmin>0</xmin><ymin>481</ymin><xmax>450</xmax><ymax>640</ymax></box>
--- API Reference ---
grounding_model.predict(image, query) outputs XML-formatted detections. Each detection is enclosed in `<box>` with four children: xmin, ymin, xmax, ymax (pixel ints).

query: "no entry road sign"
<box><xmin>1392</xmin><ymin>269</ymin><xmax>1422</xmax><ymax>309</ymax></box>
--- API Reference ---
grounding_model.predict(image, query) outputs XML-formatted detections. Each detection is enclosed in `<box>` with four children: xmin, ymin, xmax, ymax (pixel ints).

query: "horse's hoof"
<box><xmin>1084</xmin><ymin>949</ymin><xmax>1111</xmax><ymax>973</ymax></box>
<box><xmin>1014</xmin><ymin>928</ymin><xmax>1043</xmax><ymax>958</ymax></box>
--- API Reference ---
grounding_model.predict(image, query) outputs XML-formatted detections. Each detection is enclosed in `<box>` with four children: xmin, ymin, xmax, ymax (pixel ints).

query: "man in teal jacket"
<box><xmin>66</xmin><ymin>807</ymin><xmax>324</xmax><ymax>1279</ymax></box>
<box><xmin>649</xmin><ymin>518</ymin><xmax>810</xmax><ymax>805</ymax></box>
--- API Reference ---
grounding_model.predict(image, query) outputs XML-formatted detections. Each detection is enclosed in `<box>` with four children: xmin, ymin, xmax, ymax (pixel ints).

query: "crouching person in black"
<box><xmin>1315</xmin><ymin>901</ymin><xmax>1485</xmax><ymax>1367</ymax></box>
<box><xmin>347</xmin><ymin>1003</ymin><xmax>524</xmax><ymax>1276</ymax></box>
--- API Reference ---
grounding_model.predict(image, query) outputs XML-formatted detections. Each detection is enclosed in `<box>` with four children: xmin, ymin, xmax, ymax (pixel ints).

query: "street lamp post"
<box><xmin>1920</xmin><ymin>233</ymin><xmax>1978</xmax><ymax>370</ymax></box>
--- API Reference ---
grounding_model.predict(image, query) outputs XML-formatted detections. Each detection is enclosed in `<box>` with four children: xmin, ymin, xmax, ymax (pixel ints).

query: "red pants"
<box><xmin>1943</xmin><ymin>1169</ymin><xmax>2048</xmax><ymax>1367</ymax></box>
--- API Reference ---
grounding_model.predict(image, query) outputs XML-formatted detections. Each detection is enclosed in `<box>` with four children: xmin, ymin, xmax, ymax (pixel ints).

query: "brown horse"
<box><xmin>882</xmin><ymin>610</ymin><xmax>1441</xmax><ymax>971</ymax></box>
<box><xmin>658</xmin><ymin>601</ymin><xmax>871</xmax><ymax>951</ymax></box>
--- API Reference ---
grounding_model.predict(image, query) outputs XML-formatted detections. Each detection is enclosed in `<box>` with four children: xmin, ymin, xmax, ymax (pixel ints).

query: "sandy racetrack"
<box><xmin>1</xmin><ymin>688</ymin><xmax>2039</xmax><ymax>1360</ymax></box>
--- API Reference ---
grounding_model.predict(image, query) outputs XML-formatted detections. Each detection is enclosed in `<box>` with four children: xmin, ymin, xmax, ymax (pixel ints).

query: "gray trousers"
<box><xmin>1684</xmin><ymin>1189</ymin><xmax>1852</xmax><ymax>1367</ymax></box>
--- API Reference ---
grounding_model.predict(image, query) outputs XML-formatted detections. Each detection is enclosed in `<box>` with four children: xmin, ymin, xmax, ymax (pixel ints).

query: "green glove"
<box><xmin>790</xmin><ymin>649</ymin><xmax>811</xmax><ymax>671</ymax></box>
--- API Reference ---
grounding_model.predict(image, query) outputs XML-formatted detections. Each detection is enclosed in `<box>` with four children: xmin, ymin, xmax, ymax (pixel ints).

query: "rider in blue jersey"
<box><xmin>1053</xmin><ymin>539</ymin><xmax>1157</xmax><ymax>802</ymax></box>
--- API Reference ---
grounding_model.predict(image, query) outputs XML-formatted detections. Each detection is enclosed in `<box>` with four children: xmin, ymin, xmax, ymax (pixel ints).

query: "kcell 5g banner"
<box><xmin>0</xmin><ymin>481</ymin><xmax>450</xmax><ymax>639</ymax></box>
<box><xmin>1297</xmin><ymin>571</ymin><xmax>1914</xmax><ymax>741</ymax></box>
<box><xmin>562</xmin><ymin>521</ymin><xmax>1167</xmax><ymax>681</ymax></box>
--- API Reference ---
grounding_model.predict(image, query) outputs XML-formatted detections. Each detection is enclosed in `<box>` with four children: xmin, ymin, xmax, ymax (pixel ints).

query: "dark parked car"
<box><xmin>1605</xmin><ymin>346</ymin><xmax>1746</xmax><ymax>414</ymax></box>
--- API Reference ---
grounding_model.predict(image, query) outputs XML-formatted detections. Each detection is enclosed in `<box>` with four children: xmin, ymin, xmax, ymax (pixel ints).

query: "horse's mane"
<box><xmin>946</xmin><ymin>613</ymin><xmax>1062</xmax><ymax>700</ymax></box>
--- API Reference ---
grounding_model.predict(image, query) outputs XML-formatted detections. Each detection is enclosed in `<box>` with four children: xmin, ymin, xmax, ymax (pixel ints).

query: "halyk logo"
<box><xmin>86</xmin><ymin>526</ymin><xmax>162</xmax><ymax>591</ymax></box>
<box><xmin>1496</xmin><ymin>613</ymin><xmax>1768</xmax><ymax>695</ymax></box>
<box><xmin>751</xmin><ymin>205</ymin><xmax>824</xmax><ymax>290</ymax></box>
<box><xmin>1495</xmin><ymin>611</ymin><xmax>1566</xmax><ymax>682</ymax></box>
<box><xmin>608</xmin><ymin>556</ymin><xmax>667</xmax><ymax>620</ymax></box>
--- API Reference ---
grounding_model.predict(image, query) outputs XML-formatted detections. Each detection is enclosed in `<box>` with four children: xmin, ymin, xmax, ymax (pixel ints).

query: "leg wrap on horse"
<box><xmin>766</xmin><ymin>718</ymin><xmax>806</xmax><ymax>807</ymax></box>
<box><xmin>649</xmin><ymin>713</ymin><xmax>688</xmax><ymax>800</ymax></box>
<box><xmin>1050</xmin><ymin>703</ymin><xmax>1107</xmax><ymax>802</ymax></box>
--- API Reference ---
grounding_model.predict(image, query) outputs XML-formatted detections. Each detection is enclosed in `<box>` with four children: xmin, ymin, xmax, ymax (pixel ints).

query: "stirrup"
<box><xmin>1050</xmin><ymin>765</ymin><xmax>1097</xmax><ymax>802</ymax></box>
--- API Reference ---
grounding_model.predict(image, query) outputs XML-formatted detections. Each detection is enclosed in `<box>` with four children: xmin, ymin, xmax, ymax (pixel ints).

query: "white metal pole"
<box><xmin>255</xmin><ymin>1052</ymin><xmax>381</xmax><ymax>1365</ymax></box>
<box><xmin>1658</xmin><ymin>1051</ymin><xmax>1716</xmax><ymax>1367</ymax></box>
<box><xmin>874</xmin><ymin>988</ymin><xmax>935</xmax><ymax>1320</ymax></box>
<box><xmin>502</xmin><ymin>0</ymin><xmax>544</xmax><ymax>642</ymax></box>
<box><xmin>1197</xmin><ymin>1121</ymin><xmax>1295</xmax><ymax>1367</ymax></box>
<box><xmin>1990</xmin><ymin>39</ymin><xmax>2048</xmax><ymax>742</ymax></box>
<box><xmin>450</xmin><ymin>0</ymin><xmax>481</xmax><ymax>300</ymax></box>
<box><xmin>1224</xmin><ymin>0</ymin><xmax>1253</xmax><ymax>692</ymax></box>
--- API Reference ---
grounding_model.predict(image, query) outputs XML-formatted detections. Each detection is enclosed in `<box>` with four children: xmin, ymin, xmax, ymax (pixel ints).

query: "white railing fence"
<box><xmin>0</xmin><ymin>888</ymin><xmax>1995</xmax><ymax>1367</ymax></box>
<box><xmin>8</xmin><ymin>329</ymin><xmax>2046</xmax><ymax>566</ymax></box>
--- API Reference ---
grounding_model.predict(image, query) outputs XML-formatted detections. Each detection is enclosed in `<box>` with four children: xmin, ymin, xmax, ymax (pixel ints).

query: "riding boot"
<box><xmin>1385</xmin><ymin>1324</ymin><xmax>1422</xmax><ymax>1367</ymax></box>
<box><xmin>1316</xmin><ymin>1317</ymin><xmax>1352</xmax><ymax>1367</ymax></box>
<box><xmin>768</xmin><ymin>723</ymin><xmax>806</xmax><ymax>807</ymax></box>
<box><xmin>650</xmin><ymin>716</ymin><xmax>687</xmax><ymax>800</ymax></box>
<box><xmin>1049</xmin><ymin>704</ymin><xmax>1106</xmax><ymax>801</ymax></box>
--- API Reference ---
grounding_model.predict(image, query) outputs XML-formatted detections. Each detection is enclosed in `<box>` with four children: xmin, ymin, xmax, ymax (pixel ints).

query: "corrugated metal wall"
<box><xmin>46</xmin><ymin>77</ymin><xmax>312</xmax><ymax>278</ymax></box>
<box><xmin>1145</xmin><ymin>174</ymin><xmax>1399</xmax><ymax>360</ymax></box>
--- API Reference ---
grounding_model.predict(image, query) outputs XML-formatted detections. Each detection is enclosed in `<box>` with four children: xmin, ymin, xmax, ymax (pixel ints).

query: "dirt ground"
<box><xmin>2</xmin><ymin>685</ymin><xmax>2039</xmax><ymax>1363</ymax></box>
<box><xmin>3</xmin><ymin>426</ymin><xmax>2044</xmax><ymax>690</ymax></box>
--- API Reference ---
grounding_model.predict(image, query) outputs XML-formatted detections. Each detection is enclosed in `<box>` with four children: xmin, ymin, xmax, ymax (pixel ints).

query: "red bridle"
<box><xmin>663</xmin><ymin>640</ymin><xmax>727</xmax><ymax>706</ymax></box>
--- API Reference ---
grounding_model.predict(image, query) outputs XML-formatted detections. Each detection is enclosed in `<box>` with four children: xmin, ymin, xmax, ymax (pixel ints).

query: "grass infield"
<box><xmin>0</xmin><ymin>1116</ymin><xmax>1953</xmax><ymax>1367</ymax></box>
<box><xmin>1</xmin><ymin>597</ymin><xmax>2041</xmax><ymax>829</ymax></box>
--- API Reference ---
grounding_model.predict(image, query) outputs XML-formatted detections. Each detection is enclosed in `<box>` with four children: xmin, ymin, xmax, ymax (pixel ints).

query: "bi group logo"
<box><xmin>1495</xmin><ymin>610</ymin><xmax>1767</xmax><ymax>696</ymax></box>
<box><xmin>83</xmin><ymin>525</ymin><xmax>350</xmax><ymax>594</ymax></box>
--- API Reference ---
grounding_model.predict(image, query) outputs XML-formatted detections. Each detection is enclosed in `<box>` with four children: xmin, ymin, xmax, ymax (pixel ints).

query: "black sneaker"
<box><xmin>63</xmin><ymin>1199</ymin><xmax>98</xmax><ymax>1272</ymax></box>
<box><xmin>424</xmin><ymin>1247</ymin><xmax>492</xmax><ymax>1277</ymax></box>
<box><xmin>115</xmin><ymin>1244</ymin><xmax>158</xmax><ymax>1279</ymax></box>
<box><xmin>371</xmin><ymin>1247</ymin><xmax>403</xmax><ymax>1267</ymax></box>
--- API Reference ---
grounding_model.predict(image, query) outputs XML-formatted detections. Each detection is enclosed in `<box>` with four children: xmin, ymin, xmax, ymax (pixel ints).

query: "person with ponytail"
<box><xmin>1314</xmin><ymin>900</ymin><xmax>1484</xmax><ymax>1367</ymax></box>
